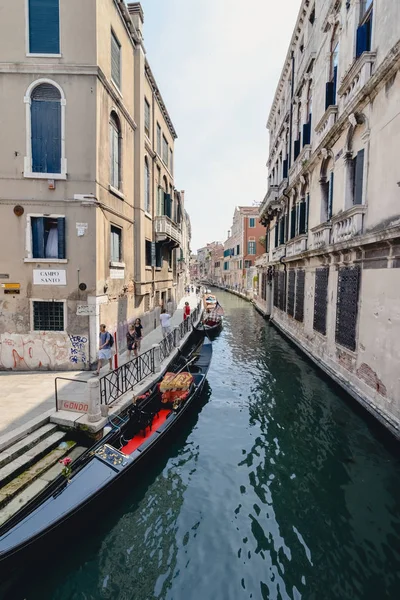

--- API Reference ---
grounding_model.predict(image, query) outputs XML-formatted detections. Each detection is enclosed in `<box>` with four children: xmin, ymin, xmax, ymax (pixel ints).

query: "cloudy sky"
<box><xmin>139</xmin><ymin>0</ymin><xmax>300</xmax><ymax>251</ymax></box>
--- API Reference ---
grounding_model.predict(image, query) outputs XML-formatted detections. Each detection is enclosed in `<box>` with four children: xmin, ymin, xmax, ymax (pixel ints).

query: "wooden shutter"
<box><xmin>328</xmin><ymin>172</ymin><xmax>334</xmax><ymax>220</ymax></box>
<box><xmin>31</xmin><ymin>217</ymin><xmax>45</xmax><ymax>258</ymax></box>
<box><xmin>151</xmin><ymin>242</ymin><xmax>156</xmax><ymax>267</ymax></box>
<box><xmin>325</xmin><ymin>81</ymin><xmax>334</xmax><ymax>110</ymax></box>
<box><xmin>302</xmin><ymin>121</ymin><xmax>310</xmax><ymax>147</ymax></box>
<box><xmin>274</xmin><ymin>224</ymin><xmax>279</xmax><ymax>248</ymax></box>
<box><xmin>356</xmin><ymin>23</ymin><xmax>368</xmax><ymax>58</ymax></box>
<box><xmin>305</xmin><ymin>193</ymin><xmax>310</xmax><ymax>233</ymax></box>
<box><xmin>31</xmin><ymin>84</ymin><xmax>61</xmax><ymax>174</ymax></box>
<box><xmin>164</xmin><ymin>193</ymin><xmax>171</xmax><ymax>218</ymax></box>
<box><xmin>353</xmin><ymin>149</ymin><xmax>364</xmax><ymax>205</ymax></box>
<box><xmin>111</xmin><ymin>32</ymin><xmax>121</xmax><ymax>88</ymax></box>
<box><xmin>282</xmin><ymin>158</ymin><xmax>288</xmax><ymax>179</ymax></box>
<box><xmin>299</xmin><ymin>201</ymin><xmax>306</xmax><ymax>234</ymax></box>
<box><xmin>29</xmin><ymin>0</ymin><xmax>60</xmax><ymax>54</ymax></box>
<box><xmin>290</xmin><ymin>206</ymin><xmax>296</xmax><ymax>239</ymax></box>
<box><xmin>57</xmin><ymin>217</ymin><xmax>65</xmax><ymax>259</ymax></box>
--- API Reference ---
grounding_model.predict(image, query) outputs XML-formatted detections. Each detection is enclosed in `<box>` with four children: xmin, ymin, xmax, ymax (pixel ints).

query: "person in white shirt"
<box><xmin>160</xmin><ymin>309</ymin><xmax>171</xmax><ymax>337</ymax></box>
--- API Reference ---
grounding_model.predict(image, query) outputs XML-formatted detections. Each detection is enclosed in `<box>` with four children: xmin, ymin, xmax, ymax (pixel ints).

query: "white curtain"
<box><xmin>45</xmin><ymin>226</ymin><xmax>58</xmax><ymax>258</ymax></box>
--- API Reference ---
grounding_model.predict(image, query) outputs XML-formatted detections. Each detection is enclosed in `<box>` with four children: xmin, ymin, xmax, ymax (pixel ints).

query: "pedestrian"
<box><xmin>133</xmin><ymin>318</ymin><xmax>143</xmax><ymax>353</ymax></box>
<box><xmin>126</xmin><ymin>324</ymin><xmax>137</xmax><ymax>360</ymax></box>
<box><xmin>160</xmin><ymin>308</ymin><xmax>172</xmax><ymax>337</ymax></box>
<box><xmin>96</xmin><ymin>324</ymin><xmax>113</xmax><ymax>375</ymax></box>
<box><xmin>184</xmin><ymin>301</ymin><xmax>191</xmax><ymax>321</ymax></box>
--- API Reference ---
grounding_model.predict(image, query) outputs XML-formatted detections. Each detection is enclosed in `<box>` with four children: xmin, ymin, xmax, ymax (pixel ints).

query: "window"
<box><xmin>30</xmin><ymin>83</ymin><xmax>62</xmax><ymax>174</ymax></box>
<box><xmin>110</xmin><ymin>225</ymin><xmax>122</xmax><ymax>263</ymax></box>
<box><xmin>33</xmin><ymin>300</ymin><xmax>64</xmax><ymax>331</ymax></box>
<box><xmin>224</xmin><ymin>262</ymin><xmax>229</xmax><ymax>271</ymax></box>
<box><xmin>31</xmin><ymin>216</ymin><xmax>65</xmax><ymax>259</ymax></box>
<box><xmin>309</xmin><ymin>5</ymin><xmax>315</xmax><ymax>25</ymax></box>
<box><xmin>169</xmin><ymin>148</ymin><xmax>173</xmax><ymax>174</ymax></box>
<box><xmin>144</xmin><ymin>99</ymin><xmax>150</xmax><ymax>138</ymax></box>
<box><xmin>155</xmin><ymin>243</ymin><xmax>162</xmax><ymax>268</ymax></box>
<box><xmin>145</xmin><ymin>240</ymin><xmax>152</xmax><ymax>267</ymax></box>
<box><xmin>157</xmin><ymin>123</ymin><xmax>161</xmax><ymax>155</ymax></box>
<box><xmin>249</xmin><ymin>218</ymin><xmax>255</xmax><ymax>228</ymax></box>
<box><xmin>109</xmin><ymin>112</ymin><xmax>121</xmax><ymax>190</ymax></box>
<box><xmin>352</xmin><ymin>149</ymin><xmax>365</xmax><ymax>205</ymax></box>
<box><xmin>314</xmin><ymin>267</ymin><xmax>329</xmax><ymax>335</ymax></box>
<box><xmin>356</xmin><ymin>1</ymin><xmax>373</xmax><ymax>58</ymax></box>
<box><xmin>157</xmin><ymin>185</ymin><xmax>164</xmax><ymax>216</ymax></box>
<box><xmin>326</xmin><ymin>27</ymin><xmax>339</xmax><ymax>108</ymax></box>
<box><xmin>244</xmin><ymin>260</ymin><xmax>252</xmax><ymax>268</ymax></box>
<box><xmin>248</xmin><ymin>241</ymin><xmax>256</xmax><ymax>255</ymax></box>
<box><xmin>335</xmin><ymin>266</ymin><xmax>360</xmax><ymax>351</ymax></box>
<box><xmin>111</xmin><ymin>31</ymin><xmax>121</xmax><ymax>89</ymax></box>
<box><xmin>144</xmin><ymin>158</ymin><xmax>150</xmax><ymax>213</ymax></box>
<box><xmin>162</xmin><ymin>136</ymin><xmax>168</xmax><ymax>165</ymax></box>
<box><xmin>236</xmin><ymin>244</ymin><xmax>240</xmax><ymax>255</ymax></box>
<box><xmin>28</xmin><ymin>0</ymin><xmax>60</xmax><ymax>55</ymax></box>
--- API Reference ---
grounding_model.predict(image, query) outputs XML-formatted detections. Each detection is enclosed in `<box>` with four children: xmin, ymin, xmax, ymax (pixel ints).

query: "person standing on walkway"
<box><xmin>184</xmin><ymin>301</ymin><xmax>191</xmax><ymax>321</ymax></box>
<box><xmin>160</xmin><ymin>309</ymin><xmax>171</xmax><ymax>337</ymax></box>
<box><xmin>134</xmin><ymin>318</ymin><xmax>143</xmax><ymax>353</ymax></box>
<box><xmin>126</xmin><ymin>324</ymin><xmax>137</xmax><ymax>360</ymax></box>
<box><xmin>96</xmin><ymin>324</ymin><xmax>113</xmax><ymax>375</ymax></box>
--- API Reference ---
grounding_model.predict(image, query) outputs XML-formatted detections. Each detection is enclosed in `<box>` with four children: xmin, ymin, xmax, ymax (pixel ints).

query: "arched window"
<box><xmin>144</xmin><ymin>157</ymin><xmax>150</xmax><ymax>213</ymax></box>
<box><xmin>24</xmin><ymin>80</ymin><xmax>65</xmax><ymax>177</ymax></box>
<box><xmin>110</xmin><ymin>112</ymin><xmax>121</xmax><ymax>190</ymax></box>
<box><xmin>320</xmin><ymin>157</ymin><xmax>334</xmax><ymax>222</ymax></box>
<box><xmin>330</xmin><ymin>26</ymin><xmax>339</xmax><ymax>104</ymax></box>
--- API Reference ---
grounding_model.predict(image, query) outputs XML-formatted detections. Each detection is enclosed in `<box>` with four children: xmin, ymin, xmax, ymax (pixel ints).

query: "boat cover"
<box><xmin>160</xmin><ymin>372</ymin><xmax>193</xmax><ymax>392</ymax></box>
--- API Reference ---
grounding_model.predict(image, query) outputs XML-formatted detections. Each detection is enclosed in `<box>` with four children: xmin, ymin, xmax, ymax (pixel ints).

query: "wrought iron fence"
<box><xmin>159</xmin><ymin>330</ymin><xmax>175</xmax><ymax>362</ymax></box>
<box><xmin>100</xmin><ymin>347</ymin><xmax>155</xmax><ymax>405</ymax></box>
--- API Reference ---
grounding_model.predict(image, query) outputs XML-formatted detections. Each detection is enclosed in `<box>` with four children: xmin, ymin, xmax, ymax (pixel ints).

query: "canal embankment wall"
<box><xmin>212</xmin><ymin>284</ymin><xmax>400</xmax><ymax>440</ymax></box>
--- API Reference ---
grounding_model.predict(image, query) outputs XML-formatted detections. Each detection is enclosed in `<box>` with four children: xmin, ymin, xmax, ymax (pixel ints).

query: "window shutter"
<box><xmin>302</xmin><ymin>122</ymin><xmax>310</xmax><ymax>147</ymax></box>
<box><xmin>57</xmin><ymin>217</ymin><xmax>65</xmax><ymax>259</ymax></box>
<box><xmin>333</xmin><ymin>65</ymin><xmax>338</xmax><ymax>104</ymax></box>
<box><xmin>290</xmin><ymin>206</ymin><xmax>296</xmax><ymax>239</ymax></box>
<box><xmin>356</xmin><ymin>23</ymin><xmax>368</xmax><ymax>58</ymax></box>
<box><xmin>164</xmin><ymin>193</ymin><xmax>171</xmax><ymax>218</ymax></box>
<box><xmin>31</xmin><ymin>217</ymin><xmax>45</xmax><ymax>258</ymax></box>
<box><xmin>29</xmin><ymin>0</ymin><xmax>60</xmax><ymax>54</ymax></box>
<box><xmin>299</xmin><ymin>201</ymin><xmax>306</xmax><ymax>234</ymax></box>
<box><xmin>305</xmin><ymin>193</ymin><xmax>310</xmax><ymax>233</ymax></box>
<box><xmin>354</xmin><ymin>149</ymin><xmax>365</xmax><ymax>205</ymax></box>
<box><xmin>31</xmin><ymin>86</ymin><xmax>61</xmax><ymax>174</ymax></box>
<box><xmin>325</xmin><ymin>81</ymin><xmax>334</xmax><ymax>110</ymax></box>
<box><xmin>151</xmin><ymin>242</ymin><xmax>156</xmax><ymax>267</ymax></box>
<box><xmin>275</xmin><ymin>224</ymin><xmax>279</xmax><ymax>248</ymax></box>
<box><xmin>266</xmin><ymin>230</ymin><xmax>270</xmax><ymax>252</ymax></box>
<box><xmin>111</xmin><ymin>32</ymin><xmax>121</xmax><ymax>88</ymax></box>
<box><xmin>328</xmin><ymin>172</ymin><xmax>334</xmax><ymax>220</ymax></box>
<box><xmin>282</xmin><ymin>158</ymin><xmax>288</xmax><ymax>179</ymax></box>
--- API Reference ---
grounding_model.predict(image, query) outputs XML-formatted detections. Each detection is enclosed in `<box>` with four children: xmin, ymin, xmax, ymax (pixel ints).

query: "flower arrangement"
<box><xmin>59</xmin><ymin>456</ymin><xmax>72</xmax><ymax>481</ymax></box>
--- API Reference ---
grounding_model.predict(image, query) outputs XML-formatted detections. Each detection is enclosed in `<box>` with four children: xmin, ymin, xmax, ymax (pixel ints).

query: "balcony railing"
<box><xmin>331</xmin><ymin>205</ymin><xmax>366</xmax><ymax>244</ymax></box>
<box><xmin>310</xmin><ymin>222</ymin><xmax>332</xmax><ymax>250</ymax></box>
<box><xmin>286</xmin><ymin>234</ymin><xmax>308</xmax><ymax>257</ymax></box>
<box><xmin>338</xmin><ymin>52</ymin><xmax>376</xmax><ymax>112</ymax></box>
<box><xmin>272</xmin><ymin>245</ymin><xmax>286</xmax><ymax>261</ymax></box>
<box><xmin>259</xmin><ymin>185</ymin><xmax>279</xmax><ymax>219</ymax></box>
<box><xmin>155</xmin><ymin>216</ymin><xmax>181</xmax><ymax>245</ymax></box>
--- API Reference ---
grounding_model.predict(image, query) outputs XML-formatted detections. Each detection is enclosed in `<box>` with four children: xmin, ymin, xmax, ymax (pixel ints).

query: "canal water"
<box><xmin>8</xmin><ymin>290</ymin><xmax>400</xmax><ymax>600</ymax></box>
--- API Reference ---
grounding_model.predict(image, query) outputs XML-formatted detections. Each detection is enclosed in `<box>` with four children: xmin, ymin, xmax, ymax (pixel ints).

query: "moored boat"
<box><xmin>195</xmin><ymin>293</ymin><xmax>223</xmax><ymax>334</ymax></box>
<box><xmin>0</xmin><ymin>339</ymin><xmax>212</xmax><ymax>577</ymax></box>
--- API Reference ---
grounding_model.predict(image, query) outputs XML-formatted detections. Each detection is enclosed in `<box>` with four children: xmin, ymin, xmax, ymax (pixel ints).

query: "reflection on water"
<box><xmin>7</xmin><ymin>291</ymin><xmax>400</xmax><ymax>600</ymax></box>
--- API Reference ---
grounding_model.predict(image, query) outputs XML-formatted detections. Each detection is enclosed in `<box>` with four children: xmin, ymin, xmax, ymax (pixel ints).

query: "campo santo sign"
<box><xmin>33</xmin><ymin>269</ymin><xmax>67</xmax><ymax>285</ymax></box>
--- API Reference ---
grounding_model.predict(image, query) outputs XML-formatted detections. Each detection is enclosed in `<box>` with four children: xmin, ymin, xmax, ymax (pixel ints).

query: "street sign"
<box><xmin>76</xmin><ymin>304</ymin><xmax>97</xmax><ymax>316</ymax></box>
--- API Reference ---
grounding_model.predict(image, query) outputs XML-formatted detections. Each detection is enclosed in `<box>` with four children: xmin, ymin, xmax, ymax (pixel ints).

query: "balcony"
<box><xmin>259</xmin><ymin>185</ymin><xmax>279</xmax><ymax>219</ymax></box>
<box><xmin>286</xmin><ymin>234</ymin><xmax>308</xmax><ymax>257</ymax></box>
<box><xmin>289</xmin><ymin>144</ymin><xmax>311</xmax><ymax>180</ymax></box>
<box><xmin>154</xmin><ymin>216</ymin><xmax>181</xmax><ymax>246</ymax></box>
<box><xmin>310</xmin><ymin>222</ymin><xmax>332</xmax><ymax>250</ymax></box>
<box><xmin>315</xmin><ymin>105</ymin><xmax>338</xmax><ymax>144</ymax></box>
<box><xmin>272</xmin><ymin>245</ymin><xmax>286</xmax><ymax>262</ymax></box>
<box><xmin>331</xmin><ymin>205</ymin><xmax>367</xmax><ymax>244</ymax></box>
<box><xmin>338</xmin><ymin>52</ymin><xmax>376</xmax><ymax>112</ymax></box>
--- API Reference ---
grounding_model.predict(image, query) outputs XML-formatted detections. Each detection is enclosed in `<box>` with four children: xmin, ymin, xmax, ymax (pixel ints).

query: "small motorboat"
<box><xmin>0</xmin><ymin>340</ymin><xmax>213</xmax><ymax>577</ymax></box>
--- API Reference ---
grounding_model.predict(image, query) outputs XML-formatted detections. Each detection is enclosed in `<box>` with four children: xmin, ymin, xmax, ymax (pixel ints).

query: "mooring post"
<box><xmin>87</xmin><ymin>377</ymin><xmax>102</xmax><ymax>423</ymax></box>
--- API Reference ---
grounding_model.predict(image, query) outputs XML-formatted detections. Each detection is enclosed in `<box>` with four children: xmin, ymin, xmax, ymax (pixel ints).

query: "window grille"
<box><xmin>273</xmin><ymin>272</ymin><xmax>279</xmax><ymax>308</ymax></box>
<box><xmin>335</xmin><ymin>266</ymin><xmax>360</xmax><ymax>351</ymax></box>
<box><xmin>287</xmin><ymin>270</ymin><xmax>296</xmax><ymax>316</ymax></box>
<box><xmin>33</xmin><ymin>301</ymin><xmax>64</xmax><ymax>331</ymax></box>
<box><xmin>313</xmin><ymin>267</ymin><xmax>329</xmax><ymax>335</ymax></box>
<box><xmin>294</xmin><ymin>270</ymin><xmax>305</xmax><ymax>322</ymax></box>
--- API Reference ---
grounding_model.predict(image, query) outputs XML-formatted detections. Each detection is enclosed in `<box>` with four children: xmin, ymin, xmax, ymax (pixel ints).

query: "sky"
<box><xmin>138</xmin><ymin>0</ymin><xmax>300</xmax><ymax>251</ymax></box>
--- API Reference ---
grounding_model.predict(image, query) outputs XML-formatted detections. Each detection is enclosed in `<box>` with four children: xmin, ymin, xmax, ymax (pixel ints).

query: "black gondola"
<box><xmin>0</xmin><ymin>339</ymin><xmax>212</xmax><ymax>577</ymax></box>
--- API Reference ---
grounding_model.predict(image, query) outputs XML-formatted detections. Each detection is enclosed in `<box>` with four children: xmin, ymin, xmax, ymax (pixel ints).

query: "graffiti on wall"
<box><xmin>0</xmin><ymin>332</ymin><xmax>89</xmax><ymax>371</ymax></box>
<box><xmin>69</xmin><ymin>335</ymin><xmax>88</xmax><ymax>365</ymax></box>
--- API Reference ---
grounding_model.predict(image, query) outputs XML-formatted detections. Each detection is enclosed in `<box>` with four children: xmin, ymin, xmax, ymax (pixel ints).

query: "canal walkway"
<box><xmin>0</xmin><ymin>292</ymin><xmax>200</xmax><ymax>440</ymax></box>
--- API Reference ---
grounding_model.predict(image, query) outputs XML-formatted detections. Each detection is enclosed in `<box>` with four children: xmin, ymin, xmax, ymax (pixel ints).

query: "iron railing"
<box><xmin>100</xmin><ymin>347</ymin><xmax>155</xmax><ymax>406</ymax></box>
<box><xmin>159</xmin><ymin>330</ymin><xmax>175</xmax><ymax>362</ymax></box>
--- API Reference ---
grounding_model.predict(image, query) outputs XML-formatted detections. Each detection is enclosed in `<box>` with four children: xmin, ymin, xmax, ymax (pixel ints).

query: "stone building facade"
<box><xmin>222</xmin><ymin>207</ymin><xmax>265</xmax><ymax>291</ymax></box>
<box><xmin>0</xmin><ymin>0</ymin><xmax>187</xmax><ymax>370</ymax></box>
<box><xmin>254</xmin><ymin>0</ymin><xmax>400</xmax><ymax>435</ymax></box>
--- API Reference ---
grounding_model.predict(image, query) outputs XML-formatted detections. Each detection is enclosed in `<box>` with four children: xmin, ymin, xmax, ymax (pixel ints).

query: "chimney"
<box><xmin>127</xmin><ymin>3</ymin><xmax>144</xmax><ymax>37</ymax></box>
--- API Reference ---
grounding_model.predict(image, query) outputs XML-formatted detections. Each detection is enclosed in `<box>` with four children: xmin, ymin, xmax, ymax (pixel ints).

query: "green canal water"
<box><xmin>9</xmin><ymin>290</ymin><xmax>400</xmax><ymax>599</ymax></box>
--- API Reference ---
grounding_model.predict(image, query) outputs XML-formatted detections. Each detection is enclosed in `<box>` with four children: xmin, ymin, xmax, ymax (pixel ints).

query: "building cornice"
<box><xmin>145</xmin><ymin>61</ymin><xmax>177</xmax><ymax>140</ymax></box>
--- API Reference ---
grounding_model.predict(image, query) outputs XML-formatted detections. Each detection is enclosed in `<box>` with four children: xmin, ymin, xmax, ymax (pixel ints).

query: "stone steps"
<box><xmin>0</xmin><ymin>423</ymin><xmax>60</xmax><ymax>469</ymax></box>
<box><xmin>0</xmin><ymin>431</ymin><xmax>67</xmax><ymax>489</ymax></box>
<box><xmin>0</xmin><ymin>445</ymin><xmax>86</xmax><ymax>525</ymax></box>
